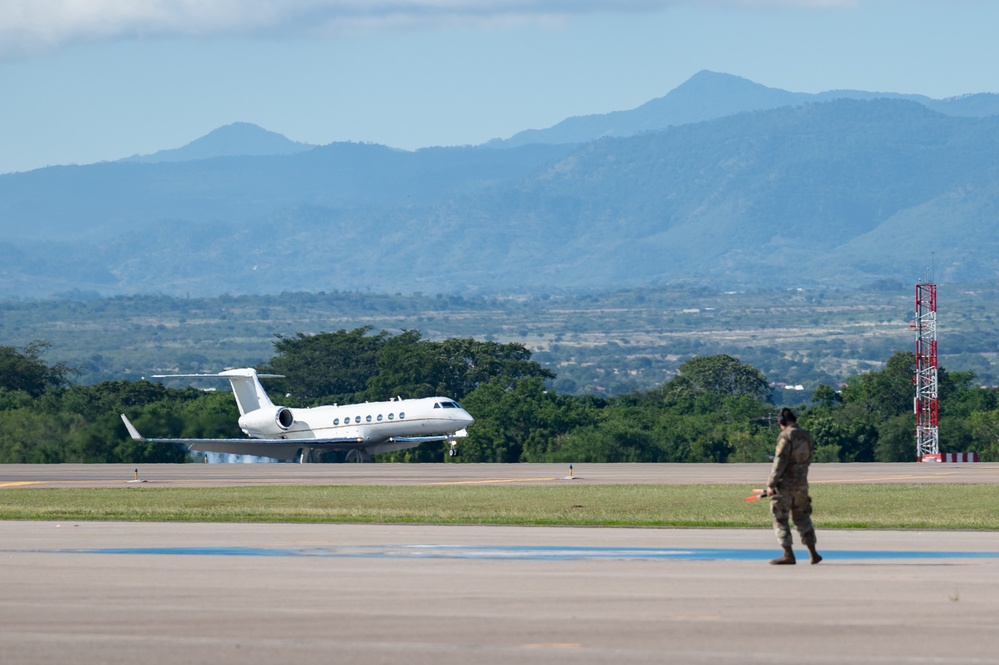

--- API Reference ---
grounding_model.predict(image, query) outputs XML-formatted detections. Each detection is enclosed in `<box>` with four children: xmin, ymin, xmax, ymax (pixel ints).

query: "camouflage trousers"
<box><xmin>770</xmin><ymin>484</ymin><xmax>817</xmax><ymax>548</ymax></box>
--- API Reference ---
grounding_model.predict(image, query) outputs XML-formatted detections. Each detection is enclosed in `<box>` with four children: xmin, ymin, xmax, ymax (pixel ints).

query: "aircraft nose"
<box><xmin>458</xmin><ymin>409</ymin><xmax>474</xmax><ymax>428</ymax></box>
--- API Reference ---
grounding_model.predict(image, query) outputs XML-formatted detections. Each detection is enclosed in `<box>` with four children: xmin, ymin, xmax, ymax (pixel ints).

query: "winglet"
<box><xmin>120</xmin><ymin>414</ymin><xmax>145</xmax><ymax>441</ymax></box>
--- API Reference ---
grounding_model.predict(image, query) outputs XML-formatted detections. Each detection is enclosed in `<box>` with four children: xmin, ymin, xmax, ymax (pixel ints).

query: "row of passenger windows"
<box><xmin>333</xmin><ymin>412</ymin><xmax>406</xmax><ymax>426</ymax></box>
<box><xmin>332</xmin><ymin>401</ymin><xmax>461</xmax><ymax>426</ymax></box>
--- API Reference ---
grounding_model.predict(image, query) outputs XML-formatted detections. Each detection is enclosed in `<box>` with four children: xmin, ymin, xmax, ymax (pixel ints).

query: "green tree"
<box><xmin>459</xmin><ymin>376</ymin><xmax>594</xmax><ymax>463</ymax></box>
<box><xmin>0</xmin><ymin>341</ymin><xmax>75</xmax><ymax>397</ymax></box>
<box><xmin>673</xmin><ymin>354</ymin><xmax>773</xmax><ymax>403</ymax></box>
<box><xmin>550</xmin><ymin>420</ymin><xmax>658</xmax><ymax>463</ymax></box>
<box><xmin>54</xmin><ymin>380</ymin><xmax>173</xmax><ymax>421</ymax></box>
<box><xmin>437</xmin><ymin>337</ymin><xmax>555</xmax><ymax>397</ymax></box>
<box><xmin>873</xmin><ymin>414</ymin><xmax>916</xmax><ymax>462</ymax></box>
<box><xmin>363</xmin><ymin>330</ymin><xmax>443</xmax><ymax>400</ymax></box>
<box><xmin>0</xmin><ymin>409</ymin><xmax>70</xmax><ymax>462</ymax></box>
<box><xmin>261</xmin><ymin>327</ymin><xmax>391</xmax><ymax>404</ymax></box>
<box><xmin>801</xmin><ymin>408</ymin><xmax>878</xmax><ymax>462</ymax></box>
<box><xmin>811</xmin><ymin>384</ymin><xmax>842</xmax><ymax>409</ymax></box>
<box><xmin>113</xmin><ymin>402</ymin><xmax>194</xmax><ymax>463</ymax></box>
<box><xmin>839</xmin><ymin>351</ymin><xmax>914</xmax><ymax>422</ymax></box>
<box><xmin>365</xmin><ymin>335</ymin><xmax>554</xmax><ymax>402</ymax></box>
<box><xmin>969</xmin><ymin>409</ymin><xmax>999</xmax><ymax>461</ymax></box>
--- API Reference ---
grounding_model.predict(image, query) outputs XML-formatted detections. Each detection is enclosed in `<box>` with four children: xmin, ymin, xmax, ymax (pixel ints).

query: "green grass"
<box><xmin>4</xmin><ymin>484</ymin><xmax>999</xmax><ymax>529</ymax></box>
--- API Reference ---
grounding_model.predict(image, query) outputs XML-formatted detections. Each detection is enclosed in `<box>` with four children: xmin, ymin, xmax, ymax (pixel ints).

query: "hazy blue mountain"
<box><xmin>3</xmin><ymin>73</ymin><xmax>999</xmax><ymax>298</ymax></box>
<box><xmin>122</xmin><ymin>122</ymin><xmax>316</xmax><ymax>162</ymax></box>
<box><xmin>0</xmin><ymin>142</ymin><xmax>574</xmax><ymax>242</ymax></box>
<box><xmin>489</xmin><ymin>70</ymin><xmax>999</xmax><ymax>147</ymax></box>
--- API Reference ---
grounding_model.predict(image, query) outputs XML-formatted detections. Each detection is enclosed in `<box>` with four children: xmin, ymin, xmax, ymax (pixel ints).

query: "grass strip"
<box><xmin>3</xmin><ymin>484</ymin><xmax>999</xmax><ymax>529</ymax></box>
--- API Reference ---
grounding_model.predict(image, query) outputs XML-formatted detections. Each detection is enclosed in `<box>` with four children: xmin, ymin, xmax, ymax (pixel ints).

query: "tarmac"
<box><xmin>3</xmin><ymin>462</ymin><xmax>999</xmax><ymax>664</ymax></box>
<box><xmin>4</xmin><ymin>460</ymin><xmax>999</xmax><ymax>488</ymax></box>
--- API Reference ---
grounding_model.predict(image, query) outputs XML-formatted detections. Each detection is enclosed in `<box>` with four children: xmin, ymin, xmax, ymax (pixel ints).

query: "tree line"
<box><xmin>2</xmin><ymin>330</ymin><xmax>998</xmax><ymax>464</ymax></box>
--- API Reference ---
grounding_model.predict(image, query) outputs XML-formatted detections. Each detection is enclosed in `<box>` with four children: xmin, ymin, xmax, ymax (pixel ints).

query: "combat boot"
<box><xmin>770</xmin><ymin>546</ymin><xmax>796</xmax><ymax>565</ymax></box>
<box><xmin>807</xmin><ymin>543</ymin><xmax>822</xmax><ymax>565</ymax></box>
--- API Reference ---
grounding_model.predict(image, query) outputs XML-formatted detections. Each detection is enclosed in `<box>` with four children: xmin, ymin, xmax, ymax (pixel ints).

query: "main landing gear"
<box><xmin>345</xmin><ymin>449</ymin><xmax>372</xmax><ymax>463</ymax></box>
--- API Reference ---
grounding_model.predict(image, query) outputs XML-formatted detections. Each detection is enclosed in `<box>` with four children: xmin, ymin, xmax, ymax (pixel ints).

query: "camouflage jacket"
<box><xmin>767</xmin><ymin>424</ymin><xmax>815</xmax><ymax>490</ymax></box>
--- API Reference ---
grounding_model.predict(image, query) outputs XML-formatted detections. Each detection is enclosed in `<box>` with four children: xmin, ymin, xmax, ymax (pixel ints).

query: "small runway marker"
<box><xmin>127</xmin><ymin>467</ymin><xmax>147</xmax><ymax>483</ymax></box>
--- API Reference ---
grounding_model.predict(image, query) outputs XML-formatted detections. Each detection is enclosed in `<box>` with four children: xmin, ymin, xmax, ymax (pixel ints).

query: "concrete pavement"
<box><xmin>3</xmin><ymin>462</ymin><xmax>999</xmax><ymax>664</ymax></box>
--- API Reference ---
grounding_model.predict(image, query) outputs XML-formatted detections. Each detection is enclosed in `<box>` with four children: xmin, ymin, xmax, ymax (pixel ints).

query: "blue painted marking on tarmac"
<box><xmin>11</xmin><ymin>545</ymin><xmax>999</xmax><ymax>562</ymax></box>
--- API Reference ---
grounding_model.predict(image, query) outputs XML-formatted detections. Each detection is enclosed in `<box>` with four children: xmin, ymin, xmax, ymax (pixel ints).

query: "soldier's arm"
<box><xmin>767</xmin><ymin>433</ymin><xmax>790</xmax><ymax>489</ymax></box>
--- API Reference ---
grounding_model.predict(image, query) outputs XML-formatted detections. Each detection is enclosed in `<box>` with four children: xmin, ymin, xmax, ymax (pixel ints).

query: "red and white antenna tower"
<box><xmin>914</xmin><ymin>280</ymin><xmax>938</xmax><ymax>461</ymax></box>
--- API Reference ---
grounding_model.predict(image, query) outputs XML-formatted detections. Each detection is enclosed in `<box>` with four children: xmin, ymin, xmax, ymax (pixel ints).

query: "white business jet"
<box><xmin>120</xmin><ymin>368</ymin><xmax>473</xmax><ymax>462</ymax></box>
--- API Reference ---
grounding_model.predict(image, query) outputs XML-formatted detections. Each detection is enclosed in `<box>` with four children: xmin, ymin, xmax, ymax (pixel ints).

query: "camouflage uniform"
<box><xmin>767</xmin><ymin>423</ymin><xmax>817</xmax><ymax>549</ymax></box>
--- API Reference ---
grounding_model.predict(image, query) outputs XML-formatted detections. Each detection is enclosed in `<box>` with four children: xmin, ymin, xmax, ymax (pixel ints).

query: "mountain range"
<box><xmin>120</xmin><ymin>122</ymin><xmax>316</xmax><ymax>163</ymax></box>
<box><xmin>1</xmin><ymin>71</ymin><xmax>997</xmax><ymax>299</ymax></box>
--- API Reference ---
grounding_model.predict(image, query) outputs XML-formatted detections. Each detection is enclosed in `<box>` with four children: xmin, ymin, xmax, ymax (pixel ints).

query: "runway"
<box><xmin>4</xmin><ymin>461</ymin><xmax>999</xmax><ymax>488</ymax></box>
<box><xmin>3</xmin><ymin>463</ymin><xmax>999</xmax><ymax>664</ymax></box>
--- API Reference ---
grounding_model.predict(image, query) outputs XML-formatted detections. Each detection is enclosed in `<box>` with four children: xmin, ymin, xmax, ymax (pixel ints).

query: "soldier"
<box><xmin>765</xmin><ymin>407</ymin><xmax>822</xmax><ymax>565</ymax></box>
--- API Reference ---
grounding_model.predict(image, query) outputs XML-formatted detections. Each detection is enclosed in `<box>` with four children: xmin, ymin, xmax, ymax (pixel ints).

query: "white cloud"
<box><xmin>0</xmin><ymin>0</ymin><xmax>859</xmax><ymax>58</ymax></box>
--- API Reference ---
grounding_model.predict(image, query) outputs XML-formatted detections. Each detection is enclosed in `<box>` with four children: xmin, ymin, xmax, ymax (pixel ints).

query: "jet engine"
<box><xmin>238</xmin><ymin>406</ymin><xmax>295</xmax><ymax>436</ymax></box>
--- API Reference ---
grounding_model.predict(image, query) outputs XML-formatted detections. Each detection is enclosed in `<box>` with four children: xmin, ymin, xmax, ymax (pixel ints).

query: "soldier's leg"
<box><xmin>770</xmin><ymin>493</ymin><xmax>793</xmax><ymax>547</ymax></box>
<box><xmin>769</xmin><ymin>493</ymin><xmax>796</xmax><ymax>564</ymax></box>
<box><xmin>790</xmin><ymin>490</ymin><xmax>822</xmax><ymax>564</ymax></box>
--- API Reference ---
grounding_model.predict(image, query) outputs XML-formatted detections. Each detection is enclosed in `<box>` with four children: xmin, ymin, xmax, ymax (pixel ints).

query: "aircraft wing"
<box><xmin>121</xmin><ymin>414</ymin><xmax>367</xmax><ymax>458</ymax></box>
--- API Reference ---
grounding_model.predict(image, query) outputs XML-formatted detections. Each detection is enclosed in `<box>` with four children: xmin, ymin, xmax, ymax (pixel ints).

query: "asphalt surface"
<box><xmin>3</xmin><ymin>462</ymin><xmax>999</xmax><ymax>664</ymax></box>
<box><xmin>4</xmin><ymin>461</ymin><xmax>999</xmax><ymax>488</ymax></box>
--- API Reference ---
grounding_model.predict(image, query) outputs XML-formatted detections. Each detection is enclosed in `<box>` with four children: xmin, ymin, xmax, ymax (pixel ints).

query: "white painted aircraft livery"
<box><xmin>121</xmin><ymin>368</ymin><xmax>473</xmax><ymax>462</ymax></box>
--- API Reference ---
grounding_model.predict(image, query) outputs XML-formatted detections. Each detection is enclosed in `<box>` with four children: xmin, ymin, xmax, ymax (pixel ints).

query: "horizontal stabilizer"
<box><xmin>150</xmin><ymin>368</ymin><xmax>283</xmax><ymax>416</ymax></box>
<box><xmin>151</xmin><ymin>372</ymin><xmax>284</xmax><ymax>379</ymax></box>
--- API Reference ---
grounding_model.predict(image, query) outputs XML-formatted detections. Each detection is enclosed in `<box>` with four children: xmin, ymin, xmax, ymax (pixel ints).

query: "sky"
<box><xmin>1</xmin><ymin>0</ymin><xmax>997</xmax><ymax>174</ymax></box>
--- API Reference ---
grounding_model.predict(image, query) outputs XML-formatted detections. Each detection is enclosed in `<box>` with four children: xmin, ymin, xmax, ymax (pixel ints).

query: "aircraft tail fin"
<box><xmin>152</xmin><ymin>369</ymin><xmax>283</xmax><ymax>416</ymax></box>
